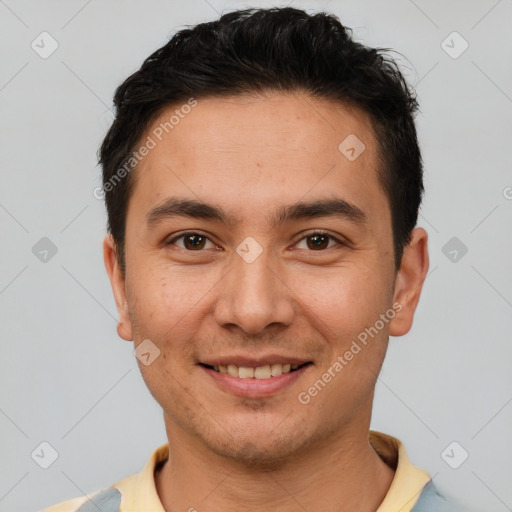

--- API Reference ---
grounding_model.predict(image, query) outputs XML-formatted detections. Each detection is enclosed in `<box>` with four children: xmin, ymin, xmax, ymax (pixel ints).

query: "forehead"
<box><xmin>127</xmin><ymin>91</ymin><xmax>387</xmax><ymax>228</ymax></box>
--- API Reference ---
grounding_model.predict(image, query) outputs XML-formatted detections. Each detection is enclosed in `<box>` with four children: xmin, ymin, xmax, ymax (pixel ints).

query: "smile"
<box><xmin>200</xmin><ymin>362</ymin><xmax>313</xmax><ymax>379</ymax></box>
<box><xmin>199</xmin><ymin>361</ymin><xmax>314</xmax><ymax>398</ymax></box>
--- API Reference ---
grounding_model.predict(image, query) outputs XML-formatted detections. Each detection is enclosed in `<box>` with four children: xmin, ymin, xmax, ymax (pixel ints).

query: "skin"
<box><xmin>104</xmin><ymin>90</ymin><xmax>429</xmax><ymax>512</ymax></box>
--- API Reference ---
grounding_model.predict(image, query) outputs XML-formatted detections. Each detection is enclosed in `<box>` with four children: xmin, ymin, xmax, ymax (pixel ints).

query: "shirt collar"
<box><xmin>370</xmin><ymin>430</ymin><xmax>431</xmax><ymax>512</ymax></box>
<box><xmin>122</xmin><ymin>431</ymin><xmax>431</xmax><ymax>512</ymax></box>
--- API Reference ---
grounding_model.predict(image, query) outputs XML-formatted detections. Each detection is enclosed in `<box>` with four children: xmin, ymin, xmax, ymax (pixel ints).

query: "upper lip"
<box><xmin>199</xmin><ymin>354</ymin><xmax>312</xmax><ymax>367</ymax></box>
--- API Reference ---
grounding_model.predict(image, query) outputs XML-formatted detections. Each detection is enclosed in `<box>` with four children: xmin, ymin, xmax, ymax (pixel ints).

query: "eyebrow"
<box><xmin>145</xmin><ymin>196</ymin><xmax>367</xmax><ymax>229</ymax></box>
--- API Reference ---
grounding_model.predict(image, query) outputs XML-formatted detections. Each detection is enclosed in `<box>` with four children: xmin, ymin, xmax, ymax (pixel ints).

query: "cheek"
<box><xmin>295</xmin><ymin>263</ymin><xmax>391</xmax><ymax>338</ymax></box>
<box><xmin>127</xmin><ymin>266</ymin><xmax>216</xmax><ymax>373</ymax></box>
<box><xmin>299</xmin><ymin>267</ymin><xmax>391</xmax><ymax>407</ymax></box>
<box><xmin>130</xmin><ymin>265</ymin><xmax>204</xmax><ymax>330</ymax></box>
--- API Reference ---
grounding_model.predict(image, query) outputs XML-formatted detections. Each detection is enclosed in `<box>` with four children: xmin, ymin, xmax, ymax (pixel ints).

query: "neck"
<box><xmin>155</xmin><ymin>418</ymin><xmax>395</xmax><ymax>512</ymax></box>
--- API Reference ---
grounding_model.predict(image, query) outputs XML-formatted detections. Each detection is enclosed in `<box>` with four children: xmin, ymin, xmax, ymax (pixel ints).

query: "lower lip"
<box><xmin>200</xmin><ymin>364</ymin><xmax>312</xmax><ymax>398</ymax></box>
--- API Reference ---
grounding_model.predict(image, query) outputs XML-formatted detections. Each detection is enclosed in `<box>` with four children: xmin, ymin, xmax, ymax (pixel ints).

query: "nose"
<box><xmin>213</xmin><ymin>246</ymin><xmax>295</xmax><ymax>335</ymax></box>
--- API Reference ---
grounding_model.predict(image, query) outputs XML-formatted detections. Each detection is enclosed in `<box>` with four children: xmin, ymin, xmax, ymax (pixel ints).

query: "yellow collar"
<box><xmin>114</xmin><ymin>430</ymin><xmax>431</xmax><ymax>512</ymax></box>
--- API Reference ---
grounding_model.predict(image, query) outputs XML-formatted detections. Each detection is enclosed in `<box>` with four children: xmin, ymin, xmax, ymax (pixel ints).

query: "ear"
<box><xmin>103</xmin><ymin>234</ymin><xmax>133</xmax><ymax>341</ymax></box>
<box><xmin>389</xmin><ymin>227</ymin><xmax>429</xmax><ymax>336</ymax></box>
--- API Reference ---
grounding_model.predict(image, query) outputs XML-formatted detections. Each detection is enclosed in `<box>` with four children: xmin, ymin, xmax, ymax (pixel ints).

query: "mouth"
<box><xmin>198</xmin><ymin>360</ymin><xmax>314</xmax><ymax>398</ymax></box>
<box><xmin>199</xmin><ymin>361</ymin><xmax>313</xmax><ymax>379</ymax></box>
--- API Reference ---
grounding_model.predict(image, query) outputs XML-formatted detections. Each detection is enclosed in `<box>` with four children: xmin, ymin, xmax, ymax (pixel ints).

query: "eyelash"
<box><xmin>166</xmin><ymin>230</ymin><xmax>345</xmax><ymax>251</ymax></box>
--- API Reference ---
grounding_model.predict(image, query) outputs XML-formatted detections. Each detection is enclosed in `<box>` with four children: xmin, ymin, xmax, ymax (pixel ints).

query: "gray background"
<box><xmin>1</xmin><ymin>0</ymin><xmax>511</xmax><ymax>511</ymax></box>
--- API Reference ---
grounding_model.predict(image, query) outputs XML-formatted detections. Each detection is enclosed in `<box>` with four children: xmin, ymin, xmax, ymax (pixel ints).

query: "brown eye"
<box><xmin>295</xmin><ymin>232</ymin><xmax>341</xmax><ymax>251</ymax></box>
<box><xmin>168</xmin><ymin>232</ymin><xmax>216</xmax><ymax>251</ymax></box>
<box><xmin>183</xmin><ymin>234</ymin><xmax>206</xmax><ymax>250</ymax></box>
<box><xmin>306</xmin><ymin>234</ymin><xmax>330</xmax><ymax>250</ymax></box>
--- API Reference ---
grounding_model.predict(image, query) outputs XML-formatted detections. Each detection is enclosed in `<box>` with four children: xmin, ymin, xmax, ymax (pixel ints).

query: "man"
<box><xmin>41</xmin><ymin>6</ymin><xmax>460</xmax><ymax>512</ymax></box>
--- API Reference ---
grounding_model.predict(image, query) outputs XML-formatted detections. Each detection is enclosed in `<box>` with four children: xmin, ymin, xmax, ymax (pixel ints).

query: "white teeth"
<box><xmin>238</xmin><ymin>367</ymin><xmax>254</xmax><ymax>379</ymax></box>
<box><xmin>254</xmin><ymin>365</ymin><xmax>271</xmax><ymax>379</ymax></box>
<box><xmin>270</xmin><ymin>364</ymin><xmax>282</xmax><ymax>377</ymax></box>
<box><xmin>227</xmin><ymin>364</ymin><xmax>239</xmax><ymax>377</ymax></box>
<box><xmin>210</xmin><ymin>362</ymin><xmax>305</xmax><ymax>379</ymax></box>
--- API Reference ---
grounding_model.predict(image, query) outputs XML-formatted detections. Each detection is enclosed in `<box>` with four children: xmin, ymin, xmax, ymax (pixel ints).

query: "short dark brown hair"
<box><xmin>99</xmin><ymin>6</ymin><xmax>423</xmax><ymax>275</ymax></box>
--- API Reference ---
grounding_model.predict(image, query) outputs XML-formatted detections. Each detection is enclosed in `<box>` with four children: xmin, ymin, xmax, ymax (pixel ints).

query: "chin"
<box><xmin>200</xmin><ymin>419</ymin><xmax>318</xmax><ymax>470</ymax></box>
<box><xmin>209</xmin><ymin>439</ymin><xmax>300</xmax><ymax>470</ymax></box>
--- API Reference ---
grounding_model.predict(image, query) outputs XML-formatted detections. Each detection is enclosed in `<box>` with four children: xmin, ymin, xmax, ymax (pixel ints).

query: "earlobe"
<box><xmin>117</xmin><ymin>322</ymin><xmax>133</xmax><ymax>341</ymax></box>
<box><xmin>103</xmin><ymin>234</ymin><xmax>133</xmax><ymax>341</ymax></box>
<box><xmin>389</xmin><ymin>227</ymin><xmax>429</xmax><ymax>337</ymax></box>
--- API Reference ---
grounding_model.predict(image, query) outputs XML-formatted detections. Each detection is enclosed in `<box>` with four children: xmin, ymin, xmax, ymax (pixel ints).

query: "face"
<box><xmin>104</xmin><ymin>91</ymin><xmax>428</xmax><ymax>468</ymax></box>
